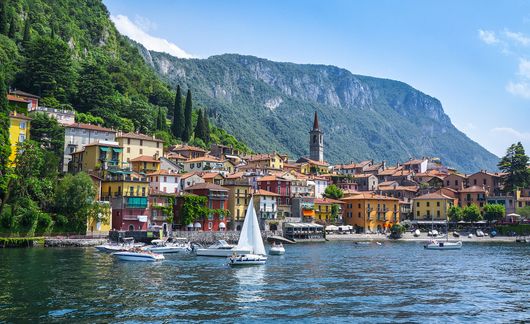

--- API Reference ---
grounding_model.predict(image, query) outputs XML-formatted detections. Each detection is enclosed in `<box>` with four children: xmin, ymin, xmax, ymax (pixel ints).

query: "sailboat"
<box><xmin>229</xmin><ymin>197</ymin><xmax>267</xmax><ymax>266</ymax></box>
<box><xmin>424</xmin><ymin>195</ymin><xmax>462</xmax><ymax>250</ymax></box>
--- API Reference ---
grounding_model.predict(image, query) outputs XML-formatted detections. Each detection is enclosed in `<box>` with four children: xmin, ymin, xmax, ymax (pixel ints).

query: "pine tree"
<box><xmin>8</xmin><ymin>16</ymin><xmax>16</xmax><ymax>39</ymax></box>
<box><xmin>202</xmin><ymin>109</ymin><xmax>210</xmax><ymax>144</ymax></box>
<box><xmin>182</xmin><ymin>89</ymin><xmax>193</xmax><ymax>142</ymax></box>
<box><xmin>0</xmin><ymin>70</ymin><xmax>12</xmax><ymax>211</ymax></box>
<box><xmin>76</xmin><ymin>62</ymin><xmax>113</xmax><ymax>113</ymax></box>
<box><xmin>498</xmin><ymin>142</ymin><xmax>530</xmax><ymax>192</ymax></box>
<box><xmin>0</xmin><ymin>0</ymin><xmax>7</xmax><ymax>35</ymax></box>
<box><xmin>194</xmin><ymin>109</ymin><xmax>204</xmax><ymax>141</ymax></box>
<box><xmin>171</xmin><ymin>85</ymin><xmax>184</xmax><ymax>139</ymax></box>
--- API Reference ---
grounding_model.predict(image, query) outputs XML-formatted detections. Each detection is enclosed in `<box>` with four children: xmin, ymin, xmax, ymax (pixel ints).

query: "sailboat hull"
<box><xmin>424</xmin><ymin>241</ymin><xmax>462</xmax><ymax>250</ymax></box>
<box><xmin>228</xmin><ymin>254</ymin><xmax>267</xmax><ymax>266</ymax></box>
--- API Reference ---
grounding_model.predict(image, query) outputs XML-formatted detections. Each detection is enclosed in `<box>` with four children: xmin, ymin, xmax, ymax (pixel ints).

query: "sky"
<box><xmin>104</xmin><ymin>0</ymin><xmax>530</xmax><ymax>157</ymax></box>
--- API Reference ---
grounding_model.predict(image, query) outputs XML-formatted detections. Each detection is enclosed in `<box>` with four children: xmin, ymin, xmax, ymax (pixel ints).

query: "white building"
<box><xmin>63</xmin><ymin>123</ymin><xmax>116</xmax><ymax>172</ymax></box>
<box><xmin>183</xmin><ymin>156</ymin><xmax>226</xmax><ymax>173</ymax></box>
<box><xmin>253</xmin><ymin>189</ymin><xmax>279</xmax><ymax>230</ymax></box>
<box><xmin>311</xmin><ymin>176</ymin><xmax>328</xmax><ymax>198</ymax></box>
<box><xmin>179</xmin><ymin>172</ymin><xmax>205</xmax><ymax>191</ymax></box>
<box><xmin>148</xmin><ymin>169</ymin><xmax>181</xmax><ymax>194</ymax></box>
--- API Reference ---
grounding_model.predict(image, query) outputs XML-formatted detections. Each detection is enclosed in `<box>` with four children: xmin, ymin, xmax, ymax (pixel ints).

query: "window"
<box><xmin>358</xmin><ymin>212</ymin><xmax>361</xmax><ymax>218</ymax></box>
<box><xmin>426</xmin><ymin>202</ymin><xmax>430</xmax><ymax>207</ymax></box>
<box><xmin>436</xmin><ymin>202</ymin><xmax>440</xmax><ymax>207</ymax></box>
<box><xmin>157</xmin><ymin>142</ymin><xmax>160</xmax><ymax>148</ymax></box>
<box><xmin>455</xmin><ymin>180</ymin><xmax>459</xmax><ymax>186</ymax></box>
<box><xmin>446</xmin><ymin>180</ymin><xmax>450</xmax><ymax>186</ymax></box>
<box><xmin>358</xmin><ymin>204</ymin><xmax>361</xmax><ymax>208</ymax></box>
<box><xmin>208</xmin><ymin>222</ymin><xmax>213</xmax><ymax>230</ymax></box>
<box><xmin>127</xmin><ymin>138</ymin><xmax>131</xmax><ymax>145</ymax></box>
<box><xmin>416</xmin><ymin>202</ymin><xmax>420</xmax><ymax>207</ymax></box>
<box><xmin>18</xmin><ymin>134</ymin><xmax>26</xmax><ymax>143</ymax></box>
<box><xmin>127</xmin><ymin>147</ymin><xmax>130</xmax><ymax>153</ymax></box>
<box><xmin>473</xmin><ymin>179</ymin><xmax>477</xmax><ymax>185</ymax></box>
<box><xmin>19</xmin><ymin>122</ymin><xmax>26</xmax><ymax>129</ymax></box>
<box><xmin>139</xmin><ymin>149</ymin><xmax>143</xmax><ymax>155</ymax></box>
<box><xmin>483</xmin><ymin>179</ymin><xmax>487</xmax><ymax>185</ymax></box>
<box><xmin>417</xmin><ymin>211</ymin><xmax>420</xmax><ymax>217</ymax></box>
<box><xmin>140</xmin><ymin>140</ymin><xmax>143</xmax><ymax>146</ymax></box>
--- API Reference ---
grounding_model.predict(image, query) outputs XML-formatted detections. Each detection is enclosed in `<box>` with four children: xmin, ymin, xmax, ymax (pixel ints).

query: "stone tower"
<box><xmin>309</xmin><ymin>111</ymin><xmax>324</xmax><ymax>162</ymax></box>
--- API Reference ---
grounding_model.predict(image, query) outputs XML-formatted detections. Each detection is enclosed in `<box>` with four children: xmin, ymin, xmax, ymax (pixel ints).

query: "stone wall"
<box><xmin>170</xmin><ymin>230</ymin><xmax>282</xmax><ymax>245</ymax></box>
<box><xmin>44</xmin><ymin>238</ymin><xmax>107</xmax><ymax>247</ymax></box>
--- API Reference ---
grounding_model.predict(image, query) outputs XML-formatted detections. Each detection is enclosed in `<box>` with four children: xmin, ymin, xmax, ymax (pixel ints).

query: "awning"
<box><xmin>112</xmin><ymin>148</ymin><xmax>123</xmax><ymax>152</ymax></box>
<box><xmin>325</xmin><ymin>225</ymin><xmax>339</xmax><ymax>231</ymax></box>
<box><xmin>303</xmin><ymin>210</ymin><xmax>315</xmax><ymax>216</ymax></box>
<box><xmin>187</xmin><ymin>223</ymin><xmax>194</xmax><ymax>228</ymax></box>
<box><xmin>219</xmin><ymin>222</ymin><xmax>226</xmax><ymax>229</ymax></box>
<box><xmin>194</xmin><ymin>222</ymin><xmax>202</xmax><ymax>228</ymax></box>
<box><xmin>99</xmin><ymin>147</ymin><xmax>110</xmax><ymax>152</ymax></box>
<box><xmin>137</xmin><ymin>215</ymin><xmax>148</xmax><ymax>222</ymax></box>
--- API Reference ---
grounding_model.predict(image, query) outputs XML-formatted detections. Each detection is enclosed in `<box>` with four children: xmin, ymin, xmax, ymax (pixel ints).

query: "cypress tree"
<box><xmin>156</xmin><ymin>106</ymin><xmax>166</xmax><ymax>131</ymax></box>
<box><xmin>8</xmin><ymin>16</ymin><xmax>15</xmax><ymax>39</ymax></box>
<box><xmin>22</xmin><ymin>18</ymin><xmax>30</xmax><ymax>46</ymax></box>
<box><xmin>194</xmin><ymin>109</ymin><xmax>204</xmax><ymax>141</ymax></box>
<box><xmin>202</xmin><ymin>109</ymin><xmax>210</xmax><ymax>144</ymax></box>
<box><xmin>171</xmin><ymin>85</ymin><xmax>184</xmax><ymax>139</ymax></box>
<box><xmin>182</xmin><ymin>89</ymin><xmax>193</xmax><ymax>142</ymax></box>
<box><xmin>0</xmin><ymin>70</ymin><xmax>12</xmax><ymax>205</ymax></box>
<box><xmin>0</xmin><ymin>0</ymin><xmax>7</xmax><ymax>35</ymax></box>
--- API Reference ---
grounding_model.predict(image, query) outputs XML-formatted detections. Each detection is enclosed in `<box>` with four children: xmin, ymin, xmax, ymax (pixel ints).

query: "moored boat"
<box><xmin>269</xmin><ymin>242</ymin><xmax>285</xmax><ymax>255</ymax></box>
<box><xmin>194</xmin><ymin>240</ymin><xmax>251</xmax><ymax>257</ymax></box>
<box><xmin>95</xmin><ymin>237</ymin><xmax>143</xmax><ymax>253</ymax></box>
<box><xmin>424</xmin><ymin>240</ymin><xmax>462</xmax><ymax>250</ymax></box>
<box><xmin>143</xmin><ymin>238</ymin><xmax>191</xmax><ymax>254</ymax></box>
<box><xmin>112</xmin><ymin>250</ymin><xmax>165</xmax><ymax>262</ymax></box>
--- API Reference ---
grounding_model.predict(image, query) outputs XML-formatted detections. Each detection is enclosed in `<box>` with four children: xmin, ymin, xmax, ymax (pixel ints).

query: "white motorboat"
<box><xmin>112</xmin><ymin>250</ymin><xmax>165</xmax><ymax>262</ymax></box>
<box><xmin>424</xmin><ymin>240</ymin><xmax>462</xmax><ymax>250</ymax></box>
<box><xmin>269</xmin><ymin>242</ymin><xmax>285</xmax><ymax>255</ymax></box>
<box><xmin>143</xmin><ymin>239</ymin><xmax>191</xmax><ymax>254</ymax></box>
<box><xmin>95</xmin><ymin>237</ymin><xmax>143</xmax><ymax>253</ymax></box>
<box><xmin>413</xmin><ymin>229</ymin><xmax>421</xmax><ymax>237</ymax></box>
<box><xmin>194</xmin><ymin>240</ymin><xmax>251</xmax><ymax>257</ymax></box>
<box><xmin>229</xmin><ymin>197</ymin><xmax>267</xmax><ymax>266</ymax></box>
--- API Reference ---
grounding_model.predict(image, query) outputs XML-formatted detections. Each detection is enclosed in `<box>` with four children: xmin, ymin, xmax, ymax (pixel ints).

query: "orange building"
<box><xmin>341</xmin><ymin>193</ymin><xmax>400</xmax><ymax>233</ymax></box>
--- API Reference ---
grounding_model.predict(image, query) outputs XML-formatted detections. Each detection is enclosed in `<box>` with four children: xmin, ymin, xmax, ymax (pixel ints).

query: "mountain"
<box><xmin>139</xmin><ymin>51</ymin><xmax>498</xmax><ymax>172</ymax></box>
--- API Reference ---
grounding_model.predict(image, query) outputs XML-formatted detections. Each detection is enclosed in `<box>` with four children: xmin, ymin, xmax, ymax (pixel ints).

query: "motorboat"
<box><xmin>95</xmin><ymin>237</ymin><xmax>143</xmax><ymax>253</ymax></box>
<box><xmin>424</xmin><ymin>239</ymin><xmax>462</xmax><ymax>250</ymax></box>
<box><xmin>413</xmin><ymin>229</ymin><xmax>421</xmax><ymax>237</ymax></box>
<box><xmin>194</xmin><ymin>240</ymin><xmax>251</xmax><ymax>257</ymax></box>
<box><xmin>475</xmin><ymin>230</ymin><xmax>485</xmax><ymax>237</ymax></box>
<box><xmin>112</xmin><ymin>249</ymin><xmax>165</xmax><ymax>262</ymax></box>
<box><xmin>229</xmin><ymin>197</ymin><xmax>267</xmax><ymax>266</ymax></box>
<box><xmin>453</xmin><ymin>231</ymin><xmax>460</xmax><ymax>238</ymax></box>
<box><xmin>354</xmin><ymin>241</ymin><xmax>371</xmax><ymax>245</ymax></box>
<box><xmin>143</xmin><ymin>238</ymin><xmax>191</xmax><ymax>254</ymax></box>
<box><xmin>269</xmin><ymin>242</ymin><xmax>285</xmax><ymax>255</ymax></box>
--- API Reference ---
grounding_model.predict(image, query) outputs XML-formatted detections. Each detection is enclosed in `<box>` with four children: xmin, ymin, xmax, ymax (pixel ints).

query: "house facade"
<box><xmin>341</xmin><ymin>193</ymin><xmax>400</xmax><ymax>233</ymax></box>
<box><xmin>116</xmin><ymin>132</ymin><xmax>163</xmax><ymax>164</ymax></box>
<box><xmin>185</xmin><ymin>183</ymin><xmax>229</xmax><ymax>231</ymax></box>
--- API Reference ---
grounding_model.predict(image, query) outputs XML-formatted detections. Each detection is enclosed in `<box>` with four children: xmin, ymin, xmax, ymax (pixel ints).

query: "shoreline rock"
<box><xmin>44</xmin><ymin>238</ymin><xmax>107</xmax><ymax>247</ymax></box>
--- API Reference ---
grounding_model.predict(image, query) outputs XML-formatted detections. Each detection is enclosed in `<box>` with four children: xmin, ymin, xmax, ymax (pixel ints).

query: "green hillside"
<box><xmin>143</xmin><ymin>52</ymin><xmax>499</xmax><ymax>172</ymax></box>
<box><xmin>0</xmin><ymin>0</ymin><xmax>249</xmax><ymax>152</ymax></box>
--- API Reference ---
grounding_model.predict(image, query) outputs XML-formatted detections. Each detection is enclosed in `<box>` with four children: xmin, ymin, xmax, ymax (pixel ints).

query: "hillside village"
<box><xmin>7</xmin><ymin>90</ymin><xmax>530</xmax><ymax>236</ymax></box>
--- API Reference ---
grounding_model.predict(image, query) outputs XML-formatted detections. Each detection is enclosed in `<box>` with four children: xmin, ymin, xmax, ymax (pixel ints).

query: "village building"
<box><xmin>412</xmin><ymin>192</ymin><xmax>455</xmax><ymax>221</ymax></box>
<box><xmin>69</xmin><ymin>141</ymin><xmax>122</xmax><ymax>174</ymax></box>
<box><xmin>170</xmin><ymin>144</ymin><xmax>207</xmax><ymax>159</ymax></box>
<box><xmin>116</xmin><ymin>132</ymin><xmax>163</xmax><ymax>164</ymax></box>
<box><xmin>185</xmin><ymin>183</ymin><xmax>229</xmax><ymax>231</ymax></box>
<box><xmin>148</xmin><ymin>169</ymin><xmax>181</xmax><ymax>194</ymax></box>
<box><xmin>253</xmin><ymin>189</ymin><xmax>280</xmax><ymax>231</ymax></box>
<box><xmin>130</xmin><ymin>155</ymin><xmax>160</xmax><ymax>174</ymax></box>
<box><xmin>341</xmin><ymin>193</ymin><xmax>400</xmax><ymax>233</ymax></box>
<box><xmin>314</xmin><ymin>197</ymin><xmax>343</xmax><ymax>224</ymax></box>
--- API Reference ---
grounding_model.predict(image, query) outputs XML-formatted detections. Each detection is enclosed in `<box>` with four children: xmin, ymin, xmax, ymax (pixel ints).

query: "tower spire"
<box><xmin>313</xmin><ymin>111</ymin><xmax>319</xmax><ymax>130</ymax></box>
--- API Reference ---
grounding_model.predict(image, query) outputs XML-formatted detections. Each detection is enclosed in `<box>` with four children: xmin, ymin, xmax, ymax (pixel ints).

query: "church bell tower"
<box><xmin>309</xmin><ymin>111</ymin><xmax>324</xmax><ymax>162</ymax></box>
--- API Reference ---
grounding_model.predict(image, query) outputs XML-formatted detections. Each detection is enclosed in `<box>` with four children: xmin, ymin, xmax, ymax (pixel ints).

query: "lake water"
<box><xmin>0</xmin><ymin>241</ymin><xmax>529</xmax><ymax>323</ymax></box>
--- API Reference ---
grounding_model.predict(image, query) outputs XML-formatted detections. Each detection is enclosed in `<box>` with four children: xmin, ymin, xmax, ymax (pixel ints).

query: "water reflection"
<box><xmin>234</xmin><ymin>265</ymin><xmax>266</xmax><ymax>304</ymax></box>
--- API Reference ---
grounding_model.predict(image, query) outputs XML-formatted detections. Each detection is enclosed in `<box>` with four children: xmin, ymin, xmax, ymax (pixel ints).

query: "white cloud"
<box><xmin>134</xmin><ymin>15</ymin><xmax>157</xmax><ymax>33</ymax></box>
<box><xmin>517</xmin><ymin>58</ymin><xmax>530</xmax><ymax>79</ymax></box>
<box><xmin>504</xmin><ymin>30</ymin><xmax>530</xmax><ymax>46</ymax></box>
<box><xmin>506</xmin><ymin>81</ymin><xmax>530</xmax><ymax>98</ymax></box>
<box><xmin>111</xmin><ymin>14</ymin><xmax>193</xmax><ymax>59</ymax></box>
<box><xmin>491</xmin><ymin>127</ymin><xmax>530</xmax><ymax>140</ymax></box>
<box><xmin>478</xmin><ymin>29</ymin><xmax>498</xmax><ymax>45</ymax></box>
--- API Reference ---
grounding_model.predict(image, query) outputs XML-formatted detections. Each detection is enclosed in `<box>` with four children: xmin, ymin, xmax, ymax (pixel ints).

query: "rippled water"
<box><xmin>0</xmin><ymin>241</ymin><xmax>529</xmax><ymax>322</ymax></box>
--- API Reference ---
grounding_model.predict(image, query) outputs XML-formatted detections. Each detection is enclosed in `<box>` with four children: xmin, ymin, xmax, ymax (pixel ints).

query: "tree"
<box><xmin>156</xmin><ymin>106</ymin><xmax>166</xmax><ymax>131</ymax></box>
<box><xmin>0</xmin><ymin>0</ymin><xmax>6</xmax><ymax>35</ymax></box>
<box><xmin>483</xmin><ymin>204</ymin><xmax>505</xmax><ymax>222</ymax></box>
<box><xmin>330</xmin><ymin>204</ymin><xmax>339</xmax><ymax>223</ymax></box>
<box><xmin>182</xmin><ymin>89</ymin><xmax>193</xmax><ymax>142</ymax></box>
<box><xmin>20</xmin><ymin>36</ymin><xmax>75</xmax><ymax>102</ymax></box>
<box><xmin>75</xmin><ymin>62</ymin><xmax>113</xmax><ymax>113</ymax></box>
<box><xmin>202</xmin><ymin>109</ymin><xmax>210</xmax><ymax>143</ymax></box>
<box><xmin>75</xmin><ymin>112</ymin><xmax>104</xmax><ymax>125</ymax></box>
<box><xmin>22</xmin><ymin>18</ymin><xmax>30</xmax><ymax>46</ymax></box>
<box><xmin>448</xmin><ymin>205</ymin><xmax>463</xmax><ymax>222</ymax></box>
<box><xmin>171</xmin><ymin>85</ymin><xmax>184</xmax><ymax>139</ymax></box>
<box><xmin>516</xmin><ymin>206</ymin><xmax>530</xmax><ymax>218</ymax></box>
<box><xmin>8</xmin><ymin>16</ymin><xmax>15</xmax><ymax>39</ymax></box>
<box><xmin>29</xmin><ymin>112</ymin><xmax>65</xmax><ymax>159</ymax></box>
<box><xmin>0</xmin><ymin>70</ymin><xmax>12</xmax><ymax>215</ymax></box>
<box><xmin>323</xmin><ymin>184</ymin><xmax>344</xmax><ymax>200</ymax></box>
<box><xmin>390</xmin><ymin>223</ymin><xmax>405</xmax><ymax>239</ymax></box>
<box><xmin>498</xmin><ymin>142</ymin><xmax>530</xmax><ymax>192</ymax></box>
<box><xmin>181</xmin><ymin>195</ymin><xmax>208</xmax><ymax>227</ymax></box>
<box><xmin>194</xmin><ymin>108</ymin><xmax>204</xmax><ymax>141</ymax></box>
<box><xmin>54</xmin><ymin>172</ymin><xmax>96</xmax><ymax>233</ymax></box>
<box><xmin>463</xmin><ymin>205</ymin><xmax>482</xmax><ymax>223</ymax></box>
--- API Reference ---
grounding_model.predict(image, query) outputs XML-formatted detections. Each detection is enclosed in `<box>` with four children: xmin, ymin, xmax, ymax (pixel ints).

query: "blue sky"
<box><xmin>104</xmin><ymin>0</ymin><xmax>530</xmax><ymax>157</ymax></box>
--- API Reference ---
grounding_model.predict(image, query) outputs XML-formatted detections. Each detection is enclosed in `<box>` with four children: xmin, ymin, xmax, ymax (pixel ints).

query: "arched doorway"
<box><xmin>236</xmin><ymin>225</ymin><xmax>242</xmax><ymax>231</ymax></box>
<box><xmin>128</xmin><ymin>224</ymin><xmax>134</xmax><ymax>231</ymax></box>
<box><xmin>270</xmin><ymin>224</ymin><xmax>278</xmax><ymax>231</ymax></box>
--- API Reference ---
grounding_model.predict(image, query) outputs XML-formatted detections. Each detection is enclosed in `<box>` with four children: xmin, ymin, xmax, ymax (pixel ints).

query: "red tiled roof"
<box><xmin>172</xmin><ymin>144</ymin><xmax>207</xmax><ymax>153</ymax></box>
<box><xmin>9</xmin><ymin>90</ymin><xmax>40</xmax><ymax>98</ymax></box>
<box><xmin>341</xmin><ymin>193</ymin><xmax>399</xmax><ymax>201</ymax></box>
<box><xmin>314</xmin><ymin>198</ymin><xmax>343</xmax><ymax>205</ymax></box>
<box><xmin>147</xmin><ymin>169</ymin><xmax>180</xmax><ymax>176</ymax></box>
<box><xmin>459</xmin><ymin>186</ymin><xmax>487</xmax><ymax>193</ymax></box>
<box><xmin>186</xmin><ymin>182</ymin><xmax>227</xmax><ymax>191</ymax></box>
<box><xmin>67</xmin><ymin>123</ymin><xmax>116</xmax><ymax>133</ymax></box>
<box><xmin>130</xmin><ymin>155</ymin><xmax>160</xmax><ymax>163</ymax></box>
<box><xmin>9</xmin><ymin>112</ymin><xmax>31</xmax><ymax>120</ymax></box>
<box><xmin>403</xmin><ymin>159</ymin><xmax>425</xmax><ymax>165</ymax></box>
<box><xmin>117</xmin><ymin>132</ymin><xmax>163</xmax><ymax>142</ymax></box>
<box><xmin>253</xmin><ymin>189</ymin><xmax>280</xmax><ymax>197</ymax></box>
<box><xmin>7</xmin><ymin>94</ymin><xmax>30</xmax><ymax>103</ymax></box>
<box><xmin>414</xmin><ymin>192</ymin><xmax>453</xmax><ymax>200</ymax></box>
<box><xmin>185</xmin><ymin>155</ymin><xmax>222</xmax><ymax>163</ymax></box>
<box><xmin>200</xmin><ymin>172</ymin><xmax>223</xmax><ymax>179</ymax></box>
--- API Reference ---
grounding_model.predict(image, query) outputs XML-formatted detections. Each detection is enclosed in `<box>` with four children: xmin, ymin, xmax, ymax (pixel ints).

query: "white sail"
<box><xmin>236</xmin><ymin>197</ymin><xmax>266</xmax><ymax>256</ymax></box>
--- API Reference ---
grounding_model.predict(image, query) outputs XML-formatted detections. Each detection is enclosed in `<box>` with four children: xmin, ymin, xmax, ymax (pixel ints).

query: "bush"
<box><xmin>37</xmin><ymin>213</ymin><xmax>53</xmax><ymax>232</ymax></box>
<box><xmin>54</xmin><ymin>214</ymin><xmax>69</xmax><ymax>227</ymax></box>
<box><xmin>0</xmin><ymin>207</ymin><xmax>13</xmax><ymax>229</ymax></box>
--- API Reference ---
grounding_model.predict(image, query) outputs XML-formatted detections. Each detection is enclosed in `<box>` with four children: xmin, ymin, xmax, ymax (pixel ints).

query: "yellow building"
<box><xmin>314</xmin><ymin>198</ymin><xmax>343</xmax><ymax>223</ymax></box>
<box><xmin>117</xmin><ymin>132</ymin><xmax>163</xmax><ymax>164</ymax></box>
<box><xmin>300</xmin><ymin>159</ymin><xmax>329</xmax><ymax>175</ymax></box>
<box><xmin>69</xmin><ymin>141</ymin><xmax>123</xmax><ymax>173</ymax></box>
<box><xmin>8</xmin><ymin>112</ymin><xmax>31</xmax><ymax>163</ymax></box>
<box><xmin>245</xmin><ymin>153</ymin><xmax>285</xmax><ymax>170</ymax></box>
<box><xmin>224</xmin><ymin>180</ymin><xmax>251</xmax><ymax>226</ymax></box>
<box><xmin>130</xmin><ymin>155</ymin><xmax>160</xmax><ymax>173</ymax></box>
<box><xmin>341</xmin><ymin>193</ymin><xmax>400</xmax><ymax>233</ymax></box>
<box><xmin>413</xmin><ymin>192</ymin><xmax>455</xmax><ymax>221</ymax></box>
<box><xmin>86</xmin><ymin>201</ymin><xmax>112</xmax><ymax>234</ymax></box>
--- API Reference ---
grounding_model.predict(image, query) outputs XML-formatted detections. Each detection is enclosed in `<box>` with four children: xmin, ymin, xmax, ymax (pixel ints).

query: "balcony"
<box><xmin>125</xmin><ymin>197</ymin><xmax>148</xmax><ymax>209</ymax></box>
<box><xmin>209</xmin><ymin>193</ymin><xmax>228</xmax><ymax>200</ymax></box>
